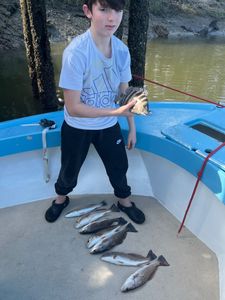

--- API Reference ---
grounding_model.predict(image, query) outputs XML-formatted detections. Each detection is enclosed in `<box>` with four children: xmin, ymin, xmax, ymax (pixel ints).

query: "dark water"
<box><xmin>1</xmin><ymin>37</ymin><xmax>225</xmax><ymax>122</ymax></box>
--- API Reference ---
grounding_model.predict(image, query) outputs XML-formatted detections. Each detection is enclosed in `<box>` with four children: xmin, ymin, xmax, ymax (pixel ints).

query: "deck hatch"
<box><xmin>191</xmin><ymin>124</ymin><xmax>225</xmax><ymax>142</ymax></box>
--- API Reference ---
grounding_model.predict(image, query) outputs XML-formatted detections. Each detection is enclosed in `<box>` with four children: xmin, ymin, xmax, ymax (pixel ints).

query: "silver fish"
<box><xmin>121</xmin><ymin>255</ymin><xmax>170</xmax><ymax>292</ymax></box>
<box><xmin>101</xmin><ymin>249</ymin><xmax>157</xmax><ymax>266</ymax></box>
<box><xmin>87</xmin><ymin>225</ymin><xmax>123</xmax><ymax>249</ymax></box>
<box><xmin>65</xmin><ymin>200</ymin><xmax>107</xmax><ymax>218</ymax></box>
<box><xmin>79</xmin><ymin>217</ymin><xmax>127</xmax><ymax>234</ymax></box>
<box><xmin>90</xmin><ymin>223</ymin><xmax>137</xmax><ymax>254</ymax></box>
<box><xmin>75</xmin><ymin>204</ymin><xmax>119</xmax><ymax>229</ymax></box>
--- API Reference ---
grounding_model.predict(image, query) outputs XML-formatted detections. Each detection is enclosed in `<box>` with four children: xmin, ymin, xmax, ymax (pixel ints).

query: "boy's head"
<box><xmin>84</xmin><ymin>0</ymin><xmax>126</xmax><ymax>12</ymax></box>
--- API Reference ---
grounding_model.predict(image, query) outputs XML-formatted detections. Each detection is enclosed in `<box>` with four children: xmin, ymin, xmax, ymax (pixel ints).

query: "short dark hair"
<box><xmin>84</xmin><ymin>0</ymin><xmax>126</xmax><ymax>12</ymax></box>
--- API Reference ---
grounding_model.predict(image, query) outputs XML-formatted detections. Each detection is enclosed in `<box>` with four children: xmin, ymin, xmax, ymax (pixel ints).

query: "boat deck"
<box><xmin>0</xmin><ymin>195</ymin><xmax>219</xmax><ymax>300</ymax></box>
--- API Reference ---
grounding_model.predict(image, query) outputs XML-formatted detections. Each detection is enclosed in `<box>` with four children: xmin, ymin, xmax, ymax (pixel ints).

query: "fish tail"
<box><xmin>158</xmin><ymin>255</ymin><xmax>170</xmax><ymax>266</ymax></box>
<box><xmin>118</xmin><ymin>217</ymin><xmax>127</xmax><ymax>225</ymax></box>
<box><xmin>146</xmin><ymin>250</ymin><xmax>157</xmax><ymax>260</ymax></box>
<box><xmin>126</xmin><ymin>223</ymin><xmax>138</xmax><ymax>233</ymax></box>
<box><xmin>101</xmin><ymin>200</ymin><xmax>107</xmax><ymax>206</ymax></box>
<box><xmin>110</xmin><ymin>204</ymin><xmax>120</xmax><ymax>212</ymax></box>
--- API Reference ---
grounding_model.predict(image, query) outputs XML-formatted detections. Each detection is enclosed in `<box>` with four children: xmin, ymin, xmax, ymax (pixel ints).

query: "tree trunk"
<box><xmin>20</xmin><ymin>0</ymin><xmax>58</xmax><ymax>111</ymax></box>
<box><xmin>115</xmin><ymin>17</ymin><xmax>124</xmax><ymax>40</ymax></box>
<box><xmin>127</xmin><ymin>0</ymin><xmax>149</xmax><ymax>87</ymax></box>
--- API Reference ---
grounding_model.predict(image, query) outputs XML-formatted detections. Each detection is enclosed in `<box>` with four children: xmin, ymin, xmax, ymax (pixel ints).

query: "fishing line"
<box><xmin>133</xmin><ymin>74</ymin><xmax>225</xmax><ymax>108</ymax></box>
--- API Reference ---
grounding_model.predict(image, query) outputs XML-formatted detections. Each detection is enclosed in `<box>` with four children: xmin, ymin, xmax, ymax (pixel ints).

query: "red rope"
<box><xmin>177</xmin><ymin>141</ymin><xmax>225</xmax><ymax>235</ymax></box>
<box><xmin>133</xmin><ymin>74</ymin><xmax>225</xmax><ymax>108</ymax></box>
<box><xmin>133</xmin><ymin>74</ymin><xmax>225</xmax><ymax>233</ymax></box>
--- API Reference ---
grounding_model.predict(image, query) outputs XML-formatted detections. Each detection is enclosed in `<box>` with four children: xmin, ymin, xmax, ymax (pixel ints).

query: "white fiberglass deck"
<box><xmin>0</xmin><ymin>146</ymin><xmax>221</xmax><ymax>299</ymax></box>
<box><xmin>0</xmin><ymin>194</ymin><xmax>219</xmax><ymax>300</ymax></box>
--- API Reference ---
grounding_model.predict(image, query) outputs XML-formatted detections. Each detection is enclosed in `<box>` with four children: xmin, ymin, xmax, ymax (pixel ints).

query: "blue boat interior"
<box><xmin>1</xmin><ymin>101</ymin><xmax>225</xmax><ymax>204</ymax></box>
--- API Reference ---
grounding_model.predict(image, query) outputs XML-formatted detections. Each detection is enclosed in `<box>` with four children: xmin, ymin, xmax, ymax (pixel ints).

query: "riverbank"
<box><xmin>1</xmin><ymin>1</ymin><xmax>225</xmax><ymax>50</ymax></box>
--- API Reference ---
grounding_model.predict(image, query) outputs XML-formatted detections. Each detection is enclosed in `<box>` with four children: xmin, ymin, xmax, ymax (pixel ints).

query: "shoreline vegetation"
<box><xmin>1</xmin><ymin>0</ymin><xmax>225</xmax><ymax>51</ymax></box>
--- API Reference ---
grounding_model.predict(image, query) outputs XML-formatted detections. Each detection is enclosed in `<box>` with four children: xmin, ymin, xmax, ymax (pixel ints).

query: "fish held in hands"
<box><xmin>65</xmin><ymin>200</ymin><xmax>107</xmax><ymax>218</ymax></box>
<box><xmin>101</xmin><ymin>249</ymin><xmax>157</xmax><ymax>266</ymax></box>
<box><xmin>121</xmin><ymin>255</ymin><xmax>170</xmax><ymax>292</ymax></box>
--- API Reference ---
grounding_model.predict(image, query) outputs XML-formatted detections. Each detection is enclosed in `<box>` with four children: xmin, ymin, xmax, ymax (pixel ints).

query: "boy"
<box><xmin>45</xmin><ymin>0</ymin><xmax>145</xmax><ymax>224</ymax></box>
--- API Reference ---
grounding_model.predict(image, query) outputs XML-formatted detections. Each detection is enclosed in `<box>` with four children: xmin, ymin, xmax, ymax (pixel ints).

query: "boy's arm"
<box><xmin>119</xmin><ymin>83</ymin><xmax>136</xmax><ymax>150</ymax></box>
<box><xmin>63</xmin><ymin>89</ymin><xmax>136</xmax><ymax>118</ymax></box>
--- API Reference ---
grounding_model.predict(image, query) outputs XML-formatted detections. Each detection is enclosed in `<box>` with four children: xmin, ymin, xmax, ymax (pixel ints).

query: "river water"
<box><xmin>1</xmin><ymin>37</ymin><xmax>225</xmax><ymax>122</ymax></box>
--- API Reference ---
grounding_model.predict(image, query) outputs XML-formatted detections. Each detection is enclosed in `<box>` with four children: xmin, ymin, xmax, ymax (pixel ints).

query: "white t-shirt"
<box><xmin>59</xmin><ymin>29</ymin><xmax>132</xmax><ymax>130</ymax></box>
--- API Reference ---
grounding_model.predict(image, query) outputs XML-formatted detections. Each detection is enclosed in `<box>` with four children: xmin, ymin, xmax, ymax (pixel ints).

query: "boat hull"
<box><xmin>1</xmin><ymin>102</ymin><xmax>225</xmax><ymax>299</ymax></box>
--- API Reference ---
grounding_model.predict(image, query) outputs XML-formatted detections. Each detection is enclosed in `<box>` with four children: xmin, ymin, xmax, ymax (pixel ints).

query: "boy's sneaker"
<box><xmin>45</xmin><ymin>196</ymin><xmax>70</xmax><ymax>223</ymax></box>
<box><xmin>117</xmin><ymin>201</ymin><xmax>145</xmax><ymax>224</ymax></box>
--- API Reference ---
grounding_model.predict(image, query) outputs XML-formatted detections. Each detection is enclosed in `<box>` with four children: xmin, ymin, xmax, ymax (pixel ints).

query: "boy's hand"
<box><xmin>127</xmin><ymin>129</ymin><xmax>136</xmax><ymax>150</ymax></box>
<box><xmin>116</xmin><ymin>99</ymin><xmax>137</xmax><ymax>117</ymax></box>
<box><xmin>116</xmin><ymin>86</ymin><xmax>150</xmax><ymax>115</ymax></box>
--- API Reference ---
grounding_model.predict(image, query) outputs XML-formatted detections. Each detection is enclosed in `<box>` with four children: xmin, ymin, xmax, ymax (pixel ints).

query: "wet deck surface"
<box><xmin>0</xmin><ymin>195</ymin><xmax>219</xmax><ymax>300</ymax></box>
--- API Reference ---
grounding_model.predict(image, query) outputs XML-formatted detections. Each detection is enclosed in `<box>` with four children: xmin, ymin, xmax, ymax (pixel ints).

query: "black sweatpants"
<box><xmin>55</xmin><ymin>121</ymin><xmax>131</xmax><ymax>199</ymax></box>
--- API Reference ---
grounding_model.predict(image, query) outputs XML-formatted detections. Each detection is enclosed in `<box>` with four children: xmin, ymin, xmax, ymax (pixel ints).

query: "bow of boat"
<box><xmin>1</xmin><ymin>101</ymin><xmax>225</xmax><ymax>299</ymax></box>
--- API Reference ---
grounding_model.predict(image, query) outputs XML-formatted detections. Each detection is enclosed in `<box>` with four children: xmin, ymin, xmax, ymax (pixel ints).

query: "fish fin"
<box><xmin>118</xmin><ymin>217</ymin><xmax>128</xmax><ymax>225</ymax></box>
<box><xmin>158</xmin><ymin>255</ymin><xmax>170</xmax><ymax>266</ymax></box>
<box><xmin>126</xmin><ymin>223</ymin><xmax>138</xmax><ymax>233</ymax></box>
<box><xmin>146</xmin><ymin>250</ymin><xmax>157</xmax><ymax>260</ymax></box>
<box><xmin>76</xmin><ymin>216</ymin><xmax>82</xmax><ymax>223</ymax></box>
<box><xmin>101</xmin><ymin>200</ymin><xmax>107</xmax><ymax>206</ymax></box>
<box><xmin>110</xmin><ymin>204</ymin><xmax>120</xmax><ymax>212</ymax></box>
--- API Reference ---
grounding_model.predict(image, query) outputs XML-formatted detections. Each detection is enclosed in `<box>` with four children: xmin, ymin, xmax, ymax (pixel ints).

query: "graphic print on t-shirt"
<box><xmin>81</xmin><ymin>65</ymin><xmax>119</xmax><ymax>108</ymax></box>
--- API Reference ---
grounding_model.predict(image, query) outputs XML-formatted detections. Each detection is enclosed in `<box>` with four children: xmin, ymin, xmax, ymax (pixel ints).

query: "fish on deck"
<box><xmin>87</xmin><ymin>225</ymin><xmax>124</xmax><ymax>249</ymax></box>
<box><xmin>65</xmin><ymin>200</ymin><xmax>107</xmax><ymax>218</ymax></box>
<box><xmin>75</xmin><ymin>204</ymin><xmax>119</xmax><ymax>229</ymax></box>
<box><xmin>121</xmin><ymin>255</ymin><xmax>170</xmax><ymax>292</ymax></box>
<box><xmin>90</xmin><ymin>223</ymin><xmax>137</xmax><ymax>254</ymax></box>
<box><xmin>100</xmin><ymin>249</ymin><xmax>157</xmax><ymax>267</ymax></box>
<box><xmin>78</xmin><ymin>217</ymin><xmax>127</xmax><ymax>234</ymax></box>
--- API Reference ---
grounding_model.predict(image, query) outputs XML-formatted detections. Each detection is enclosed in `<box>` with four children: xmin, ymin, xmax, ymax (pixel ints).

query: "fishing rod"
<box><xmin>133</xmin><ymin>74</ymin><xmax>225</xmax><ymax>108</ymax></box>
